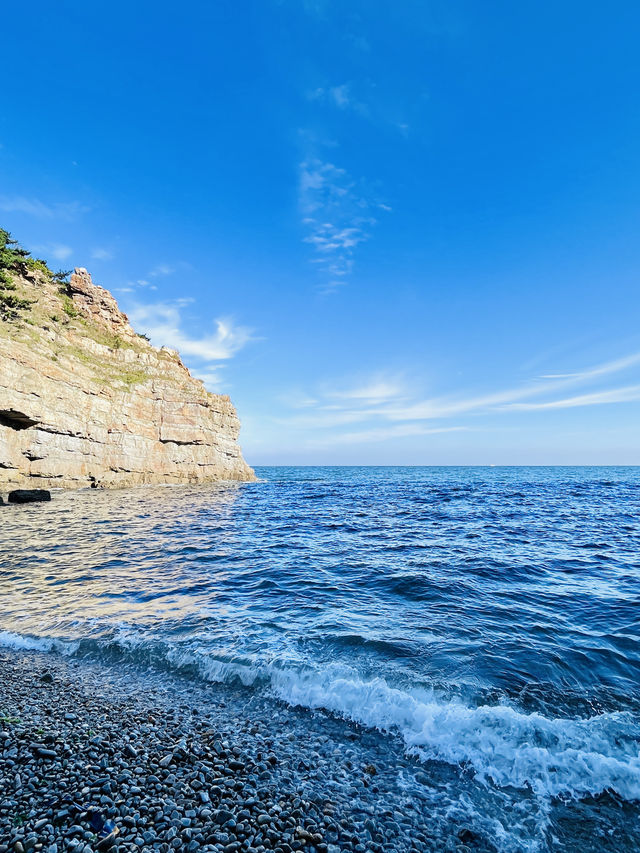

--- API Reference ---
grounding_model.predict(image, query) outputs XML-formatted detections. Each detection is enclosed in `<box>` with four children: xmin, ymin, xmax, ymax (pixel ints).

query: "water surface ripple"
<box><xmin>1</xmin><ymin>466</ymin><xmax>639</xmax><ymax>851</ymax></box>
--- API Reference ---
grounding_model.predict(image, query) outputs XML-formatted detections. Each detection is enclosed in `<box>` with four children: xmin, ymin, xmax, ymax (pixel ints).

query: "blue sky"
<box><xmin>2</xmin><ymin>0</ymin><xmax>640</xmax><ymax>464</ymax></box>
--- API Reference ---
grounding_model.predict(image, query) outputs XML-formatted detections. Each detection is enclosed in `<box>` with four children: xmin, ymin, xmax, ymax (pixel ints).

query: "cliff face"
<box><xmin>0</xmin><ymin>265</ymin><xmax>255</xmax><ymax>488</ymax></box>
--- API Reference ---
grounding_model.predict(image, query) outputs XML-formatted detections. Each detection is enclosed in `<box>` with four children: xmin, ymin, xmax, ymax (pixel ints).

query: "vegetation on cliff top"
<box><xmin>0</xmin><ymin>228</ymin><xmax>70</xmax><ymax>321</ymax></box>
<box><xmin>0</xmin><ymin>227</ymin><xmax>198</xmax><ymax>393</ymax></box>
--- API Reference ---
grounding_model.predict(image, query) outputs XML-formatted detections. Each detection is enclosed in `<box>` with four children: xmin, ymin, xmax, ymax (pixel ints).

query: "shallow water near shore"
<box><xmin>2</xmin><ymin>466</ymin><xmax>640</xmax><ymax>851</ymax></box>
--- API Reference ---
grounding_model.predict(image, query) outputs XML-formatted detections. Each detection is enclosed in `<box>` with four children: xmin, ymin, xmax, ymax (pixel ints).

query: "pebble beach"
<box><xmin>0</xmin><ymin>648</ymin><xmax>473</xmax><ymax>853</ymax></box>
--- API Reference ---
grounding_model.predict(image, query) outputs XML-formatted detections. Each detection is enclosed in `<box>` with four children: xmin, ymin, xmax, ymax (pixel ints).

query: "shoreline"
<box><xmin>0</xmin><ymin>647</ymin><xmax>466</xmax><ymax>853</ymax></box>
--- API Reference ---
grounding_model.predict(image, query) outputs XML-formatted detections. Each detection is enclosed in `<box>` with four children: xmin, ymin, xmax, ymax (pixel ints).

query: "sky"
<box><xmin>2</xmin><ymin>0</ymin><xmax>640</xmax><ymax>465</ymax></box>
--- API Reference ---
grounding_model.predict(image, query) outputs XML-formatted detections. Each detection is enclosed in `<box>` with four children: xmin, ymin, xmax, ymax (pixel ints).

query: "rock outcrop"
<box><xmin>0</xmin><ymin>264</ymin><xmax>255</xmax><ymax>488</ymax></box>
<box><xmin>7</xmin><ymin>489</ymin><xmax>52</xmax><ymax>503</ymax></box>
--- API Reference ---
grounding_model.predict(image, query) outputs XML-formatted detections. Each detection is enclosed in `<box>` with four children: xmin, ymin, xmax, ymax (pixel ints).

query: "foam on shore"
<box><xmin>2</xmin><ymin>629</ymin><xmax>638</xmax><ymax>808</ymax></box>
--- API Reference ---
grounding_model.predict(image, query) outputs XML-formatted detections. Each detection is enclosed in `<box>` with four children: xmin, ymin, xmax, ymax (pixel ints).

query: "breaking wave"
<box><xmin>2</xmin><ymin>628</ymin><xmax>638</xmax><ymax>805</ymax></box>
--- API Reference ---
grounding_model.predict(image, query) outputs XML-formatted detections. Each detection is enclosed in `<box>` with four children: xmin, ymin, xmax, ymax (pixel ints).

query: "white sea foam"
<box><xmin>0</xmin><ymin>630</ymin><xmax>77</xmax><ymax>654</ymax></box>
<box><xmin>265</xmin><ymin>666</ymin><xmax>640</xmax><ymax>802</ymax></box>
<box><xmin>0</xmin><ymin>630</ymin><xmax>57</xmax><ymax>652</ymax></box>
<box><xmin>167</xmin><ymin>646</ymin><xmax>262</xmax><ymax>687</ymax></box>
<box><xmin>169</xmin><ymin>645</ymin><xmax>640</xmax><ymax>803</ymax></box>
<box><xmin>188</xmin><ymin>652</ymin><xmax>640</xmax><ymax>803</ymax></box>
<box><xmin>2</xmin><ymin>629</ymin><xmax>638</xmax><ymax>806</ymax></box>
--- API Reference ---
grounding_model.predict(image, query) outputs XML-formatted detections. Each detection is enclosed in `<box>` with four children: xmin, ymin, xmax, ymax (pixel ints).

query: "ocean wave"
<box><xmin>0</xmin><ymin>630</ymin><xmax>77</xmax><ymax>654</ymax></box>
<box><xmin>3</xmin><ymin>628</ymin><xmax>636</xmax><ymax>806</ymax></box>
<box><xmin>266</xmin><ymin>667</ymin><xmax>640</xmax><ymax>801</ymax></box>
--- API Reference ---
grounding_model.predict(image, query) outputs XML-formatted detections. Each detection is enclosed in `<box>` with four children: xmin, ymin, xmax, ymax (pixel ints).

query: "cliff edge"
<box><xmin>0</xmin><ymin>230</ymin><xmax>255</xmax><ymax>488</ymax></box>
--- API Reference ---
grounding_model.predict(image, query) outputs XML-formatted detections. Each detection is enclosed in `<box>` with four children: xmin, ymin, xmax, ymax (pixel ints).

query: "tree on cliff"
<box><xmin>0</xmin><ymin>228</ymin><xmax>36</xmax><ymax>319</ymax></box>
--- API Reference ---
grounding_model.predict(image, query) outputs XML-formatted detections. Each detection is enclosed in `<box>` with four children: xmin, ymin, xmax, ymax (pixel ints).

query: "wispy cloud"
<box><xmin>329</xmin><ymin>377</ymin><xmax>407</xmax><ymax>404</ymax></box>
<box><xmin>149</xmin><ymin>263</ymin><xmax>175</xmax><ymax>278</ymax></box>
<box><xmin>0</xmin><ymin>196</ymin><xmax>89</xmax><ymax>220</ymax></box>
<box><xmin>127</xmin><ymin>278</ymin><xmax>157</xmax><ymax>291</ymax></box>
<box><xmin>299</xmin><ymin>158</ymin><xmax>386</xmax><ymax>291</ymax></box>
<box><xmin>119</xmin><ymin>263</ymin><xmax>187</xmax><ymax>295</ymax></box>
<box><xmin>329</xmin><ymin>84</ymin><xmax>350</xmax><ymax>109</ymax></box>
<box><xmin>309</xmin><ymin>83</ymin><xmax>365</xmax><ymax>113</ymax></box>
<box><xmin>33</xmin><ymin>243</ymin><xmax>73</xmax><ymax>263</ymax></box>
<box><xmin>128</xmin><ymin>302</ymin><xmax>253</xmax><ymax>361</ymax></box>
<box><xmin>51</xmin><ymin>244</ymin><xmax>73</xmax><ymax>261</ymax></box>
<box><xmin>378</xmin><ymin>352</ymin><xmax>640</xmax><ymax>422</ymax></box>
<box><xmin>191</xmin><ymin>367</ymin><xmax>226</xmax><ymax>389</ymax></box>
<box><xmin>276</xmin><ymin>409</ymin><xmax>372</xmax><ymax>430</ymax></box>
<box><xmin>275</xmin><ymin>350</ymin><xmax>640</xmax><ymax>445</ymax></box>
<box><xmin>126</xmin><ymin>300</ymin><xmax>255</xmax><ymax>391</ymax></box>
<box><xmin>505</xmin><ymin>384</ymin><xmax>640</xmax><ymax>411</ymax></box>
<box><xmin>91</xmin><ymin>247</ymin><xmax>113</xmax><ymax>261</ymax></box>
<box><xmin>319</xmin><ymin>424</ymin><xmax>467</xmax><ymax>445</ymax></box>
<box><xmin>539</xmin><ymin>352</ymin><xmax>640</xmax><ymax>382</ymax></box>
<box><xmin>307</xmin><ymin>77</ymin><xmax>414</xmax><ymax>135</ymax></box>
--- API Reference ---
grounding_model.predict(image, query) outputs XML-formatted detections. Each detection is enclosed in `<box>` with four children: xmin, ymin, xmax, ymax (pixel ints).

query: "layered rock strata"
<box><xmin>0</xmin><ymin>267</ymin><xmax>255</xmax><ymax>488</ymax></box>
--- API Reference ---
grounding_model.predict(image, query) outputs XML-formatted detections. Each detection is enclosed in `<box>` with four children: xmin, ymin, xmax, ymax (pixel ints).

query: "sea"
<box><xmin>1</xmin><ymin>466</ymin><xmax>639</xmax><ymax>851</ymax></box>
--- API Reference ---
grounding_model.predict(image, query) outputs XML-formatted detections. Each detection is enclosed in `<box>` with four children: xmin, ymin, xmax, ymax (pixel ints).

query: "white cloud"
<box><xmin>149</xmin><ymin>263</ymin><xmax>175</xmax><ymax>278</ymax></box>
<box><xmin>505</xmin><ymin>384</ymin><xmax>640</xmax><ymax>411</ymax></box>
<box><xmin>191</xmin><ymin>367</ymin><xmax>226</xmax><ymax>390</ymax></box>
<box><xmin>307</xmin><ymin>80</ymin><xmax>377</xmax><ymax>119</ymax></box>
<box><xmin>278</xmin><ymin>391</ymin><xmax>319</xmax><ymax>409</ymax></box>
<box><xmin>378</xmin><ymin>351</ymin><xmax>640</xmax><ymax>422</ymax></box>
<box><xmin>299</xmin><ymin>161</ymin><xmax>348</xmax><ymax>210</ymax></box>
<box><xmin>299</xmin><ymin>157</ymin><xmax>387</xmax><ymax>290</ymax></box>
<box><xmin>329</xmin><ymin>378</ymin><xmax>406</xmax><ymax>404</ymax></box>
<box><xmin>380</xmin><ymin>383</ymin><xmax>554</xmax><ymax>421</ymax></box>
<box><xmin>51</xmin><ymin>244</ymin><xmax>73</xmax><ymax>261</ymax></box>
<box><xmin>322</xmin><ymin>425</ymin><xmax>467</xmax><ymax>445</ymax></box>
<box><xmin>0</xmin><ymin>196</ymin><xmax>88</xmax><ymax>219</ymax></box>
<box><xmin>540</xmin><ymin>352</ymin><xmax>640</xmax><ymax>382</ymax></box>
<box><xmin>305</xmin><ymin>224</ymin><xmax>369</xmax><ymax>253</ymax></box>
<box><xmin>33</xmin><ymin>243</ymin><xmax>73</xmax><ymax>263</ymax></box>
<box><xmin>301</xmin><ymin>352</ymin><xmax>627</xmax><ymax>426</ymax></box>
<box><xmin>127</xmin><ymin>302</ymin><xmax>254</xmax><ymax>362</ymax></box>
<box><xmin>126</xmin><ymin>300</ymin><xmax>255</xmax><ymax>392</ymax></box>
<box><xmin>309</xmin><ymin>84</ymin><xmax>354</xmax><ymax>110</ymax></box>
<box><xmin>276</xmin><ymin>410</ymin><xmax>371</xmax><ymax>430</ymax></box>
<box><xmin>91</xmin><ymin>247</ymin><xmax>113</xmax><ymax>261</ymax></box>
<box><xmin>330</xmin><ymin>84</ymin><xmax>351</xmax><ymax>109</ymax></box>
<box><xmin>276</xmin><ymin>350</ymin><xmax>640</xmax><ymax>447</ymax></box>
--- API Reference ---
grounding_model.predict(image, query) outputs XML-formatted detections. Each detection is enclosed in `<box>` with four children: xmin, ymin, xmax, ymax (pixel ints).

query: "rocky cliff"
<box><xmin>0</xmin><ymin>233</ymin><xmax>255</xmax><ymax>489</ymax></box>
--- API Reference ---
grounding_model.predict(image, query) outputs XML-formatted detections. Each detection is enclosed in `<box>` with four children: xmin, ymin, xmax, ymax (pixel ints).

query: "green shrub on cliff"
<box><xmin>0</xmin><ymin>229</ymin><xmax>37</xmax><ymax>276</ymax></box>
<box><xmin>0</xmin><ymin>228</ymin><xmax>55</xmax><ymax>279</ymax></box>
<box><xmin>0</xmin><ymin>228</ymin><xmax>28</xmax><ymax>261</ymax></box>
<box><xmin>53</xmin><ymin>269</ymin><xmax>71</xmax><ymax>285</ymax></box>
<box><xmin>60</xmin><ymin>292</ymin><xmax>79</xmax><ymax>318</ymax></box>
<box><xmin>0</xmin><ymin>291</ymin><xmax>32</xmax><ymax>321</ymax></box>
<box><xmin>25</xmin><ymin>257</ymin><xmax>52</xmax><ymax>276</ymax></box>
<box><xmin>0</xmin><ymin>230</ymin><xmax>33</xmax><ymax>318</ymax></box>
<box><xmin>0</xmin><ymin>230</ymin><xmax>18</xmax><ymax>289</ymax></box>
<box><xmin>0</xmin><ymin>229</ymin><xmax>52</xmax><ymax>320</ymax></box>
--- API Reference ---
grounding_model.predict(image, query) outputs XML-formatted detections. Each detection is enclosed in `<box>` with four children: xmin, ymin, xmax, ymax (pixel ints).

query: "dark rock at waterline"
<box><xmin>96</xmin><ymin>831</ymin><xmax>118</xmax><ymax>851</ymax></box>
<box><xmin>7</xmin><ymin>489</ymin><xmax>51</xmax><ymax>503</ymax></box>
<box><xmin>459</xmin><ymin>827</ymin><xmax>481</xmax><ymax>844</ymax></box>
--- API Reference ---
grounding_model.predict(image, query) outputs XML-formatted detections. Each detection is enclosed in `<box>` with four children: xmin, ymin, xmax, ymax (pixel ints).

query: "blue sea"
<box><xmin>2</xmin><ymin>466</ymin><xmax>639</xmax><ymax>851</ymax></box>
